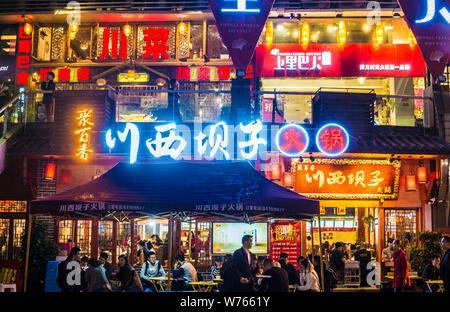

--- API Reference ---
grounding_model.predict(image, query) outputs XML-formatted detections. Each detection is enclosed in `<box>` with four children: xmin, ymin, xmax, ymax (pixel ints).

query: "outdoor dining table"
<box><xmin>189</xmin><ymin>281</ymin><xmax>218</xmax><ymax>292</ymax></box>
<box><xmin>425</xmin><ymin>280</ymin><xmax>444</xmax><ymax>292</ymax></box>
<box><xmin>148</xmin><ymin>277</ymin><xmax>175</xmax><ymax>292</ymax></box>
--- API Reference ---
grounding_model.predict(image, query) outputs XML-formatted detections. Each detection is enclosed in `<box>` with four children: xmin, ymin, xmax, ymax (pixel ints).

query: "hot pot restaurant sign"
<box><xmin>270</xmin><ymin>222</ymin><xmax>300</xmax><ymax>264</ymax></box>
<box><xmin>398</xmin><ymin>0</ymin><xmax>450</xmax><ymax>77</ymax></box>
<box><xmin>292</xmin><ymin>159</ymin><xmax>401</xmax><ymax>200</ymax></box>
<box><xmin>208</xmin><ymin>0</ymin><xmax>275</xmax><ymax>74</ymax></box>
<box><xmin>255</xmin><ymin>44</ymin><xmax>426</xmax><ymax>77</ymax></box>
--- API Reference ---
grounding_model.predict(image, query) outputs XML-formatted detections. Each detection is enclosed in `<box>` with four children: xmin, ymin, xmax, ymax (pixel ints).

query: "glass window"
<box><xmin>117</xmin><ymin>222</ymin><xmax>132</xmax><ymax>258</ymax></box>
<box><xmin>0</xmin><ymin>200</ymin><xmax>27</xmax><ymax>213</ymax></box>
<box><xmin>385</xmin><ymin>209</ymin><xmax>417</xmax><ymax>244</ymax></box>
<box><xmin>99</xmin><ymin>221</ymin><xmax>113</xmax><ymax>256</ymax></box>
<box><xmin>0</xmin><ymin>219</ymin><xmax>9</xmax><ymax>260</ymax></box>
<box><xmin>69</xmin><ymin>26</ymin><xmax>92</xmax><ymax>60</ymax></box>
<box><xmin>12</xmin><ymin>219</ymin><xmax>26</xmax><ymax>260</ymax></box>
<box><xmin>334</xmin><ymin>220</ymin><xmax>344</xmax><ymax>228</ymax></box>
<box><xmin>189</xmin><ymin>22</ymin><xmax>203</xmax><ymax>59</ymax></box>
<box><xmin>343</xmin><ymin>220</ymin><xmax>354</xmax><ymax>228</ymax></box>
<box><xmin>207</xmin><ymin>24</ymin><xmax>228</xmax><ymax>59</ymax></box>
<box><xmin>76</xmin><ymin>220</ymin><xmax>92</xmax><ymax>257</ymax></box>
<box><xmin>324</xmin><ymin>220</ymin><xmax>334</xmax><ymax>228</ymax></box>
<box><xmin>58</xmin><ymin>220</ymin><xmax>73</xmax><ymax>243</ymax></box>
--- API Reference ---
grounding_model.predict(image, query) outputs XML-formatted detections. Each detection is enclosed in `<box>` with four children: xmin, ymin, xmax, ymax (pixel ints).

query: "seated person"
<box><xmin>140</xmin><ymin>251</ymin><xmax>166</xmax><ymax>291</ymax></box>
<box><xmin>279</xmin><ymin>252</ymin><xmax>299</xmax><ymax>285</ymax></box>
<box><xmin>297</xmin><ymin>258</ymin><xmax>320</xmax><ymax>292</ymax></box>
<box><xmin>211</xmin><ymin>256</ymin><xmax>223</xmax><ymax>280</ymax></box>
<box><xmin>422</xmin><ymin>254</ymin><xmax>441</xmax><ymax>291</ymax></box>
<box><xmin>256</xmin><ymin>258</ymin><xmax>289</xmax><ymax>292</ymax></box>
<box><xmin>172</xmin><ymin>253</ymin><xmax>197</xmax><ymax>291</ymax></box>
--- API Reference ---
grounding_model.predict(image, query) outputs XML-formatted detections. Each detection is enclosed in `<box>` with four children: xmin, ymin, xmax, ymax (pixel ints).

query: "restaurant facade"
<box><xmin>1</xmin><ymin>0</ymin><xmax>450</xmax><ymax>290</ymax></box>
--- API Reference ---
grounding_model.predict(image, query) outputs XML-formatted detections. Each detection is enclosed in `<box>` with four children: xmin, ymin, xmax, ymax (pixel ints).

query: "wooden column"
<box><xmin>112</xmin><ymin>220</ymin><xmax>118</xmax><ymax>266</ymax></box>
<box><xmin>377</xmin><ymin>208</ymin><xmax>385</xmax><ymax>263</ymax></box>
<box><xmin>91</xmin><ymin>218</ymin><xmax>99</xmax><ymax>259</ymax></box>
<box><xmin>73</xmin><ymin>220</ymin><xmax>78</xmax><ymax>247</ymax></box>
<box><xmin>130</xmin><ymin>220</ymin><xmax>137</xmax><ymax>266</ymax></box>
<box><xmin>300</xmin><ymin>220</ymin><xmax>307</xmax><ymax>257</ymax></box>
<box><xmin>358</xmin><ymin>207</ymin><xmax>365</xmax><ymax>242</ymax></box>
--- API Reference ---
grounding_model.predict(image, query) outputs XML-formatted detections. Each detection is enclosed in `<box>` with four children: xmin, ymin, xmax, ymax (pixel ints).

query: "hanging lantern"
<box><xmin>373</xmin><ymin>24</ymin><xmax>384</xmax><ymax>48</ymax></box>
<box><xmin>271</xmin><ymin>164</ymin><xmax>281</xmax><ymax>180</ymax></box>
<box><xmin>69</xmin><ymin>31</ymin><xmax>77</xmax><ymax>40</ymax></box>
<box><xmin>265</xmin><ymin>21</ymin><xmax>273</xmax><ymax>45</ymax></box>
<box><xmin>417</xmin><ymin>166</ymin><xmax>428</xmax><ymax>183</ymax></box>
<box><xmin>301</xmin><ymin>22</ymin><xmax>310</xmax><ymax>47</ymax></box>
<box><xmin>24</xmin><ymin>23</ymin><xmax>33</xmax><ymax>35</ymax></box>
<box><xmin>123</xmin><ymin>24</ymin><xmax>132</xmax><ymax>37</ymax></box>
<box><xmin>283</xmin><ymin>172</ymin><xmax>293</xmax><ymax>187</ymax></box>
<box><xmin>405</xmin><ymin>174</ymin><xmax>417</xmax><ymax>191</ymax></box>
<box><xmin>337</xmin><ymin>20</ymin><xmax>346</xmax><ymax>45</ymax></box>
<box><xmin>178</xmin><ymin>22</ymin><xmax>186</xmax><ymax>34</ymax></box>
<box><xmin>408</xmin><ymin>30</ymin><xmax>417</xmax><ymax>49</ymax></box>
<box><xmin>45</xmin><ymin>163</ymin><xmax>56</xmax><ymax>180</ymax></box>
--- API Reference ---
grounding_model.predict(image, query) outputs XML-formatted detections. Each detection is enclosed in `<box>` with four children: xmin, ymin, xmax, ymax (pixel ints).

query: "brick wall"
<box><xmin>34</xmin><ymin>159</ymin><xmax>57</xmax><ymax>240</ymax></box>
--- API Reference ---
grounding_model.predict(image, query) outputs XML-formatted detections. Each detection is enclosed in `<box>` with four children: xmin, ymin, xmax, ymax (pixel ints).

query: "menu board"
<box><xmin>270</xmin><ymin>222</ymin><xmax>301</xmax><ymax>265</ymax></box>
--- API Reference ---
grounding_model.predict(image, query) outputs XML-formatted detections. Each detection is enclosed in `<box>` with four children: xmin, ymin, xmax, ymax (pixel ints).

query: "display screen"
<box><xmin>212</xmin><ymin>222</ymin><xmax>269</xmax><ymax>255</ymax></box>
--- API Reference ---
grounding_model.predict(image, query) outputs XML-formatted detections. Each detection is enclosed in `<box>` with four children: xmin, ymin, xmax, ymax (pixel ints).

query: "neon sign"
<box><xmin>316</xmin><ymin>123</ymin><xmax>349</xmax><ymax>157</ymax></box>
<box><xmin>75</xmin><ymin>109</ymin><xmax>94</xmax><ymax>160</ymax></box>
<box><xmin>105</xmin><ymin>121</ymin><xmax>350</xmax><ymax>163</ymax></box>
<box><xmin>221</xmin><ymin>0</ymin><xmax>260</xmax><ymax>13</ymax></box>
<box><xmin>415</xmin><ymin>0</ymin><xmax>450</xmax><ymax>24</ymax></box>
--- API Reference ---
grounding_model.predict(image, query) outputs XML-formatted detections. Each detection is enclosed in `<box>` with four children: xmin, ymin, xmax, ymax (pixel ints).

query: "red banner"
<box><xmin>255</xmin><ymin>43</ymin><xmax>426</xmax><ymax>77</ymax></box>
<box><xmin>270</xmin><ymin>221</ymin><xmax>301</xmax><ymax>266</ymax></box>
<box><xmin>208</xmin><ymin>0</ymin><xmax>275</xmax><ymax>74</ymax></box>
<box><xmin>398</xmin><ymin>0</ymin><xmax>450</xmax><ymax>77</ymax></box>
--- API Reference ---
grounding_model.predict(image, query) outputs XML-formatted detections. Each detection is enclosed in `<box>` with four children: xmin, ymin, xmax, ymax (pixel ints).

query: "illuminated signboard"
<box><xmin>276</xmin><ymin>124</ymin><xmax>309</xmax><ymax>157</ymax></box>
<box><xmin>16</xmin><ymin>25</ymin><xmax>31</xmax><ymax>85</ymax></box>
<box><xmin>292</xmin><ymin>158</ymin><xmax>401</xmax><ymax>200</ymax></box>
<box><xmin>270</xmin><ymin>222</ymin><xmax>300</xmax><ymax>265</ymax></box>
<box><xmin>255</xmin><ymin>44</ymin><xmax>426</xmax><ymax>78</ymax></box>
<box><xmin>176</xmin><ymin>65</ymin><xmax>253</xmax><ymax>81</ymax></box>
<box><xmin>414</xmin><ymin>0</ymin><xmax>450</xmax><ymax>24</ymax></box>
<box><xmin>75</xmin><ymin>109</ymin><xmax>94</xmax><ymax>160</ymax></box>
<box><xmin>105</xmin><ymin>121</ymin><xmax>351</xmax><ymax>163</ymax></box>
<box><xmin>316</xmin><ymin>123</ymin><xmax>349</xmax><ymax>157</ymax></box>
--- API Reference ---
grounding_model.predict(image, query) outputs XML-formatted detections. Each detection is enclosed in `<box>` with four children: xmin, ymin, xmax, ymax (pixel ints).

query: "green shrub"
<box><xmin>410</xmin><ymin>231</ymin><xmax>443</xmax><ymax>276</ymax></box>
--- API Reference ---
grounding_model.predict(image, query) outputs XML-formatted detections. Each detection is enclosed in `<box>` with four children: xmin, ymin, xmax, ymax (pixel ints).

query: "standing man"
<box><xmin>354</xmin><ymin>244</ymin><xmax>372</xmax><ymax>287</ymax></box>
<box><xmin>233</xmin><ymin>235</ymin><xmax>254</xmax><ymax>292</ymax></box>
<box><xmin>392</xmin><ymin>240</ymin><xmax>410</xmax><ymax>292</ymax></box>
<box><xmin>329</xmin><ymin>242</ymin><xmax>346</xmax><ymax>284</ymax></box>
<box><xmin>40</xmin><ymin>71</ymin><xmax>56</xmax><ymax>122</ymax></box>
<box><xmin>440</xmin><ymin>236</ymin><xmax>450</xmax><ymax>292</ymax></box>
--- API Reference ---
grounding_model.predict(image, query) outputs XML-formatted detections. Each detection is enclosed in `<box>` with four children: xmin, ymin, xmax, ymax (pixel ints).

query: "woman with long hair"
<box><xmin>297</xmin><ymin>258</ymin><xmax>320</xmax><ymax>292</ymax></box>
<box><xmin>117</xmin><ymin>255</ymin><xmax>144</xmax><ymax>292</ymax></box>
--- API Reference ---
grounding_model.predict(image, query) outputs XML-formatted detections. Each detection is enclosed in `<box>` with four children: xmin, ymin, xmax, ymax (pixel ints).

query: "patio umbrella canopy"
<box><xmin>31</xmin><ymin>161</ymin><xmax>319</xmax><ymax>220</ymax></box>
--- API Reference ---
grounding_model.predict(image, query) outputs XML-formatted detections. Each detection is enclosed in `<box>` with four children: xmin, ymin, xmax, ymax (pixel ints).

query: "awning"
<box><xmin>30</xmin><ymin>161</ymin><xmax>319</xmax><ymax>220</ymax></box>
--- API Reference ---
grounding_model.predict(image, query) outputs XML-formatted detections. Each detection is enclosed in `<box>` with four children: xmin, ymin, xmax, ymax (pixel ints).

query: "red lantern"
<box><xmin>271</xmin><ymin>165</ymin><xmax>281</xmax><ymax>180</ymax></box>
<box><xmin>45</xmin><ymin>163</ymin><xmax>56</xmax><ymax>180</ymax></box>
<box><xmin>417</xmin><ymin>166</ymin><xmax>427</xmax><ymax>183</ymax></box>
<box><xmin>283</xmin><ymin>172</ymin><xmax>293</xmax><ymax>187</ymax></box>
<box><xmin>405</xmin><ymin>175</ymin><xmax>416</xmax><ymax>191</ymax></box>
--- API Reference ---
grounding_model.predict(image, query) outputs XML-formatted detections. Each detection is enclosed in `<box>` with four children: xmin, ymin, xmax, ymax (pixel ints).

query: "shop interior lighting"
<box><xmin>123</xmin><ymin>24</ymin><xmax>132</xmax><ymax>37</ymax></box>
<box><xmin>265</xmin><ymin>20</ymin><xmax>273</xmax><ymax>45</ymax></box>
<box><xmin>301</xmin><ymin>22</ymin><xmax>310</xmax><ymax>47</ymax></box>
<box><xmin>338</xmin><ymin>21</ymin><xmax>346</xmax><ymax>45</ymax></box>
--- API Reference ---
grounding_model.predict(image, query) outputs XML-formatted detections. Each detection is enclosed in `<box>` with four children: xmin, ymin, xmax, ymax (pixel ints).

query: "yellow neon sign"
<box><xmin>75</xmin><ymin>109</ymin><xmax>94</xmax><ymax>160</ymax></box>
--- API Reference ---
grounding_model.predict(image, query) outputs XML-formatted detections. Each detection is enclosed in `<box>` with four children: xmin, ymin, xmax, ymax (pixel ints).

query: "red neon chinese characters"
<box><xmin>58</xmin><ymin>68</ymin><xmax>71</xmax><ymax>82</ymax></box>
<box><xmin>40</xmin><ymin>68</ymin><xmax>53</xmax><ymax>81</ymax></box>
<box><xmin>99</xmin><ymin>28</ymin><xmax>128</xmax><ymax>60</ymax></box>
<box><xmin>77</xmin><ymin>67</ymin><xmax>90</xmax><ymax>81</ymax></box>
<box><xmin>17</xmin><ymin>71</ymin><xmax>29</xmax><ymax>85</ymax></box>
<box><xmin>320</xmin><ymin>129</ymin><xmax>344</xmax><ymax>151</ymax></box>
<box><xmin>218</xmin><ymin>66</ymin><xmax>231</xmax><ymax>80</ymax></box>
<box><xmin>177</xmin><ymin>67</ymin><xmax>190</xmax><ymax>80</ymax></box>
<box><xmin>142</xmin><ymin>28</ymin><xmax>170</xmax><ymax>59</ymax></box>
<box><xmin>197</xmin><ymin>67</ymin><xmax>210</xmax><ymax>81</ymax></box>
<box><xmin>16</xmin><ymin>25</ymin><xmax>31</xmax><ymax>85</ymax></box>
<box><xmin>17</xmin><ymin>40</ymin><xmax>31</xmax><ymax>54</ymax></box>
<box><xmin>282</xmin><ymin>129</ymin><xmax>304</xmax><ymax>150</ymax></box>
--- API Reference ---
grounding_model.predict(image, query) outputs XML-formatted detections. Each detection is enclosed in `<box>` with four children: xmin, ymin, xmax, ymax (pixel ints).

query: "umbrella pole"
<box><xmin>317</xmin><ymin>214</ymin><xmax>325</xmax><ymax>292</ymax></box>
<box><xmin>166</xmin><ymin>213</ymin><xmax>174</xmax><ymax>291</ymax></box>
<box><xmin>310</xmin><ymin>219</ymin><xmax>314</xmax><ymax>258</ymax></box>
<box><xmin>24</xmin><ymin>213</ymin><xmax>33</xmax><ymax>292</ymax></box>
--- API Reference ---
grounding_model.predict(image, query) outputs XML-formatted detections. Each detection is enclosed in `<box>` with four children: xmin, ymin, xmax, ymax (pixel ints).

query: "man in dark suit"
<box><xmin>233</xmin><ymin>235</ymin><xmax>254</xmax><ymax>292</ymax></box>
<box><xmin>278</xmin><ymin>252</ymin><xmax>298</xmax><ymax>285</ymax></box>
<box><xmin>257</xmin><ymin>258</ymin><xmax>289</xmax><ymax>292</ymax></box>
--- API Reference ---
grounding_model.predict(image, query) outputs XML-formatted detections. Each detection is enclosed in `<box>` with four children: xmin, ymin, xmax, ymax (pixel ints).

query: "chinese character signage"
<box><xmin>293</xmin><ymin>159</ymin><xmax>401</xmax><ymax>199</ymax></box>
<box><xmin>208</xmin><ymin>0</ymin><xmax>275</xmax><ymax>74</ymax></box>
<box><xmin>16</xmin><ymin>25</ymin><xmax>31</xmax><ymax>85</ymax></box>
<box><xmin>276</xmin><ymin>124</ymin><xmax>309</xmax><ymax>157</ymax></box>
<box><xmin>316</xmin><ymin>123</ymin><xmax>349</xmax><ymax>157</ymax></box>
<box><xmin>75</xmin><ymin>109</ymin><xmax>94</xmax><ymax>160</ymax></box>
<box><xmin>176</xmin><ymin>65</ymin><xmax>253</xmax><ymax>81</ymax></box>
<box><xmin>398</xmin><ymin>0</ymin><xmax>450</xmax><ymax>77</ymax></box>
<box><xmin>270</xmin><ymin>221</ymin><xmax>301</xmax><ymax>265</ymax></box>
<box><xmin>255</xmin><ymin>44</ymin><xmax>426</xmax><ymax>78</ymax></box>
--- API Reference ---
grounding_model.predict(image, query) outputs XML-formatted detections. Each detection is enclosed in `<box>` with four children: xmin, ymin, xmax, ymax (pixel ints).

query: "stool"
<box><xmin>0</xmin><ymin>284</ymin><xmax>17</xmax><ymax>292</ymax></box>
